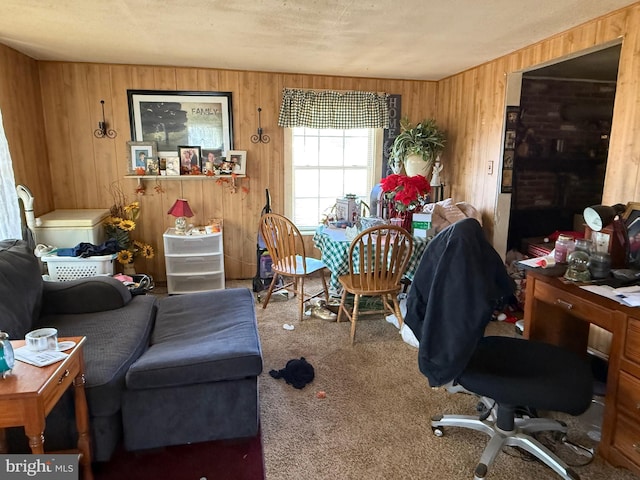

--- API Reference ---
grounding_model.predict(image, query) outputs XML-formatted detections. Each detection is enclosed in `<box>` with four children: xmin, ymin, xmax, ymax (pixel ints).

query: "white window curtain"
<box><xmin>0</xmin><ymin>107</ymin><xmax>21</xmax><ymax>241</ymax></box>
<box><xmin>278</xmin><ymin>88</ymin><xmax>390</xmax><ymax>129</ymax></box>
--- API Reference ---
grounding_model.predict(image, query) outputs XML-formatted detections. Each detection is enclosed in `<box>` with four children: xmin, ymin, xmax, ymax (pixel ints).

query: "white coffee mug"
<box><xmin>25</xmin><ymin>328</ymin><xmax>58</xmax><ymax>351</ymax></box>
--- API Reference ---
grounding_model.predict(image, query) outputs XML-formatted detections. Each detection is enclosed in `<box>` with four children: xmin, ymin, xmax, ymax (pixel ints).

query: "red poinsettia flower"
<box><xmin>380</xmin><ymin>174</ymin><xmax>430</xmax><ymax>212</ymax></box>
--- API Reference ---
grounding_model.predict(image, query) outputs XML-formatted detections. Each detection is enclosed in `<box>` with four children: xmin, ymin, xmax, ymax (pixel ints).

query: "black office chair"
<box><xmin>405</xmin><ymin>218</ymin><xmax>593</xmax><ymax>480</ymax></box>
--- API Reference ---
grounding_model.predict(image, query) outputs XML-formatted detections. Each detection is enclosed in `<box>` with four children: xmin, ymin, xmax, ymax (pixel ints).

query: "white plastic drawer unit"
<box><xmin>166</xmin><ymin>273</ymin><xmax>225</xmax><ymax>294</ymax></box>
<box><xmin>163</xmin><ymin>232</ymin><xmax>222</xmax><ymax>255</ymax></box>
<box><xmin>165</xmin><ymin>254</ymin><xmax>223</xmax><ymax>275</ymax></box>
<box><xmin>163</xmin><ymin>228</ymin><xmax>225</xmax><ymax>294</ymax></box>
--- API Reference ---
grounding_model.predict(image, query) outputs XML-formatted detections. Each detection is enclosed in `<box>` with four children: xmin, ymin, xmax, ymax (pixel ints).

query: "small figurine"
<box><xmin>430</xmin><ymin>158</ymin><xmax>443</xmax><ymax>187</ymax></box>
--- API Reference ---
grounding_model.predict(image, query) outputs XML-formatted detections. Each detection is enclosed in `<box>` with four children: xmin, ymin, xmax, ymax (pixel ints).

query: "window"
<box><xmin>285</xmin><ymin>127</ymin><xmax>382</xmax><ymax>231</ymax></box>
<box><xmin>0</xmin><ymin>107</ymin><xmax>21</xmax><ymax>240</ymax></box>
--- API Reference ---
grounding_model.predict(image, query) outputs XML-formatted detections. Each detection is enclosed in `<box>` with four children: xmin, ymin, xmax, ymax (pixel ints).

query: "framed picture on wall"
<box><xmin>165</xmin><ymin>156</ymin><xmax>180</xmax><ymax>176</ymax></box>
<box><xmin>506</xmin><ymin>106</ymin><xmax>519</xmax><ymax>127</ymax></box>
<box><xmin>624</xmin><ymin>202</ymin><xmax>640</xmax><ymax>267</ymax></box>
<box><xmin>503</xmin><ymin>149</ymin><xmax>514</xmax><ymax>169</ymax></box>
<box><xmin>225</xmin><ymin>150</ymin><xmax>247</xmax><ymax>175</ymax></box>
<box><xmin>178</xmin><ymin>145</ymin><xmax>202</xmax><ymax>175</ymax></box>
<box><xmin>504</xmin><ymin>130</ymin><xmax>516</xmax><ymax>150</ymax></box>
<box><xmin>127</xmin><ymin>90</ymin><xmax>233</xmax><ymax>157</ymax></box>
<box><xmin>127</xmin><ymin>141</ymin><xmax>157</xmax><ymax>174</ymax></box>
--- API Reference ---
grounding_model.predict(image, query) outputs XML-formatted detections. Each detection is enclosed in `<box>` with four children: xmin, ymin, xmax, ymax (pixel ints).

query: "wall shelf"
<box><xmin>124</xmin><ymin>174</ymin><xmax>246</xmax><ymax>181</ymax></box>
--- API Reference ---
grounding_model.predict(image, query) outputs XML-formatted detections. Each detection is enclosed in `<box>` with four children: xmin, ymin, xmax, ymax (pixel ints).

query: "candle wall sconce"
<box><xmin>250</xmin><ymin>107</ymin><xmax>270</xmax><ymax>144</ymax></box>
<box><xmin>94</xmin><ymin>100</ymin><xmax>117</xmax><ymax>139</ymax></box>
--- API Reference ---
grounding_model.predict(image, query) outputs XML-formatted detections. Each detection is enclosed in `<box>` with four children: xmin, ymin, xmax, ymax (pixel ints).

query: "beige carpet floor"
<box><xmin>229</xmin><ymin>279</ymin><xmax>640</xmax><ymax>480</ymax></box>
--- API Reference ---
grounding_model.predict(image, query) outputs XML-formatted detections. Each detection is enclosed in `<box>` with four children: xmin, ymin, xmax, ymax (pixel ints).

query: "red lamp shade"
<box><xmin>167</xmin><ymin>199</ymin><xmax>194</xmax><ymax>218</ymax></box>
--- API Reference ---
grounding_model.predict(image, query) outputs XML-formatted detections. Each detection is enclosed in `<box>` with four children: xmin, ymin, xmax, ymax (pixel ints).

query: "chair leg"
<box><xmin>320</xmin><ymin>269</ymin><xmax>329</xmax><ymax>303</ymax></box>
<box><xmin>337</xmin><ymin>289</ymin><xmax>348</xmax><ymax>323</ymax></box>
<box><xmin>298</xmin><ymin>276</ymin><xmax>305</xmax><ymax>322</ymax></box>
<box><xmin>261</xmin><ymin>273</ymin><xmax>279</xmax><ymax>309</ymax></box>
<box><xmin>390</xmin><ymin>294</ymin><xmax>404</xmax><ymax>330</ymax></box>
<box><xmin>502</xmin><ymin>433</ymin><xmax>580</xmax><ymax>480</ymax></box>
<box><xmin>432</xmin><ymin>413</ymin><xmax>580</xmax><ymax>480</ymax></box>
<box><xmin>350</xmin><ymin>294</ymin><xmax>360</xmax><ymax>345</ymax></box>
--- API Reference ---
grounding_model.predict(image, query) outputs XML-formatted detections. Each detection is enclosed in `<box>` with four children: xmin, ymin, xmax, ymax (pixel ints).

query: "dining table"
<box><xmin>312</xmin><ymin>225</ymin><xmax>429</xmax><ymax>296</ymax></box>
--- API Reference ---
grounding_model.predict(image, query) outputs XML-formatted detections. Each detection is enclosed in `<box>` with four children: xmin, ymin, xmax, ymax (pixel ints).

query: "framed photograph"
<box><xmin>505</xmin><ymin>106</ymin><xmax>519</xmax><ymax>127</ymax></box>
<box><xmin>623</xmin><ymin>202</ymin><xmax>640</xmax><ymax>222</ymax></box>
<box><xmin>201</xmin><ymin>148</ymin><xmax>223</xmax><ymax>174</ymax></box>
<box><xmin>225</xmin><ymin>150</ymin><xmax>247</xmax><ymax>175</ymax></box>
<box><xmin>591</xmin><ymin>231</ymin><xmax>611</xmax><ymax>254</ymax></box>
<box><xmin>623</xmin><ymin>202</ymin><xmax>640</xmax><ymax>267</ymax></box>
<box><xmin>146</xmin><ymin>158</ymin><xmax>159</xmax><ymax>175</ymax></box>
<box><xmin>165</xmin><ymin>156</ymin><xmax>180</xmax><ymax>176</ymax></box>
<box><xmin>503</xmin><ymin>149</ymin><xmax>514</xmax><ymax>169</ymax></box>
<box><xmin>127</xmin><ymin>90</ymin><xmax>233</xmax><ymax>157</ymax></box>
<box><xmin>178</xmin><ymin>146</ymin><xmax>202</xmax><ymax>175</ymax></box>
<box><xmin>127</xmin><ymin>141</ymin><xmax>157</xmax><ymax>174</ymax></box>
<box><xmin>504</xmin><ymin>130</ymin><xmax>516</xmax><ymax>150</ymax></box>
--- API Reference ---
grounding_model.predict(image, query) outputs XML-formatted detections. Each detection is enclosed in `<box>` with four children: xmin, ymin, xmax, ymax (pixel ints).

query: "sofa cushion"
<box><xmin>0</xmin><ymin>239</ymin><xmax>42</xmax><ymax>339</ymax></box>
<box><xmin>126</xmin><ymin>288</ymin><xmax>262</xmax><ymax>390</ymax></box>
<box><xmin>37</xmin><ymin>294</ymin><xmax>157</xmax><ymax>417</ymax></box>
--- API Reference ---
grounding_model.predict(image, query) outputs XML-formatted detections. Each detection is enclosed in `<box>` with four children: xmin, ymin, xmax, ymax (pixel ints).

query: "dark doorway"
<box><xmin>507</xmin><ymin>44</ymin><xmax>621</xmax><ymax>255</ymax></box>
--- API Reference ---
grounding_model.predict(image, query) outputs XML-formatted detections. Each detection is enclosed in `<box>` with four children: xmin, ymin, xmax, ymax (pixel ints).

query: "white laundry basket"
<box><xmin>41</xmin><ymin>254</ymin><xmax>115</xmax><ymax>282</ymax></box>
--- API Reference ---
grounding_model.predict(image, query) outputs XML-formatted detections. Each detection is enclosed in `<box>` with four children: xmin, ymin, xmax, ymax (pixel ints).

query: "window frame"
<box><xmin>284</xmin><ymin>127</ymin><xmax>384</xmax><ymax>233</ymax></box>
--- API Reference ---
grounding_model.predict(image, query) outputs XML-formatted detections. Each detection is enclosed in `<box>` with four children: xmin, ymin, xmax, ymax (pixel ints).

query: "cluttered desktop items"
<box><xmin>519</xmin><ymin>202</ymin><xmax>640</xmax><ymax>287</ymax></box>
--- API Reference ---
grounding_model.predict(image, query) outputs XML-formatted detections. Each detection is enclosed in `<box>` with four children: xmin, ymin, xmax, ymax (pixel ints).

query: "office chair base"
<box><xmin>431</xmin><ymin>414</ymin><xmax>579</xmax><ymax>480</ymax></box>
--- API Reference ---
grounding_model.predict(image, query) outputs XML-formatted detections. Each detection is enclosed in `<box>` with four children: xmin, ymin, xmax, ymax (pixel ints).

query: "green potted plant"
<box><xmin>390</xmin><ymin>117</ymin><xmax>446</xmax><ymax>177</ymax></box>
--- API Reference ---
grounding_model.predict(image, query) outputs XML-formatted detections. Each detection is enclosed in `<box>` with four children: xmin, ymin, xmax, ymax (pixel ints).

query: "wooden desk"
<box><xmin>0</xmin><ymin>336</ymin><xmax>93</xmax><ymax>480</ymax></box>
<box><xmin>524</xmin><ymin>271</ymin><xmax>640</xmax><ymax>476</ymax></box>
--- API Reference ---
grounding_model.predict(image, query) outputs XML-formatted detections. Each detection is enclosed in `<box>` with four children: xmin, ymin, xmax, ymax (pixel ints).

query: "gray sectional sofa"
<box><xmin>0</xmin><ymin>239</ymin><xmax>263</xmax><ymax>462</ymax></box>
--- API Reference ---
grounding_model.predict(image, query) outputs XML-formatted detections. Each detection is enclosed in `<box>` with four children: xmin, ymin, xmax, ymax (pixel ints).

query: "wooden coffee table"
<box><xmin>0</xmin><ymin>336</ymin><xmax>93</xmax><ymax>480</ymax></box>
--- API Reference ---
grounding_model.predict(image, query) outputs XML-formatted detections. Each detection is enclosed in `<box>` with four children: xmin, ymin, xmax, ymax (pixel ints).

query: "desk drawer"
<box><xmin>534</xmin><ymin>281</ymin><xmax>613</xmax><ymax>328</ymax></box>
<box><xmin>618</xmin><ymin>371</ymin><xmax>640</xmax><ymax>415</ymax></box>
<box><xmin>613</xmin><ymin>413</ymin><xmax>640</xmax><ymax>467</ymax></box>
<box><xmin>626</xmin><ymin>318</ymin><xmax>640</xmax><ymax>365</ymax></box>
<box><xmin>42</xmin><ymin>355</ymin><xmax>80</xmax><ymax>412</ymax></box>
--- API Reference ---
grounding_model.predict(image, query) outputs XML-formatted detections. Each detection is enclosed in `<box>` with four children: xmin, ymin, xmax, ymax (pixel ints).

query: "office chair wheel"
<box><xmin>432</xmin><ymin>426</ymin><xmax>444</xmax><ymax>437</ymax></box>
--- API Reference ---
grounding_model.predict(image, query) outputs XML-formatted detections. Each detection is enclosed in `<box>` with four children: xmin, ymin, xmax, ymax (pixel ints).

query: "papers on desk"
<box><xmin>581</xmin><ymin>285</ymin><xmax>640</xmax><ymax>307</ymax></box>
<box><xmin>14</xmin><ymin>346</ymin><xmax>68</xmax><ymax>367</ymax></box>
<box><xmin>518</xmin><ymin>255</ymin><xmax>556</xmax><ymax>269</ymax></box>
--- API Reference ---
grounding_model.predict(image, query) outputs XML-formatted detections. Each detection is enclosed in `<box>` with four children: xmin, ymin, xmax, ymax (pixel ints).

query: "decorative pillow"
<box><xmin>41</xmin><ymin>276</ymin><xmax>132</xmax><ymax>315</ymax></box>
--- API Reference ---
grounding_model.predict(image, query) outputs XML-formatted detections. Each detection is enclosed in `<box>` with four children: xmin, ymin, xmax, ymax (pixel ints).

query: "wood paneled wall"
<box><xmin>4</xmin><ymin>2</ymin><xmax>640</xmax><ymax>281</ymax></box>
<box><xmin>437</xmin><ymin>4</ymin><xmax>640</xmax><ymax>245</ymax></box>
<box><xmin>0</xmin><ymin>44</ymin><xmax>53</xmax><ymax>216</ymax></box>
<box><xmin>33</xmin><ymin>63</ymin><xmax>437</xmax><ymax>280</ymax></box>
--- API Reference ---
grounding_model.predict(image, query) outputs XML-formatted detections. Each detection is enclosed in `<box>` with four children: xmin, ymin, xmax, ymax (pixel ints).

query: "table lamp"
<box><xmin>583</xmin><ymin>203</ymin><xmax>626</xmax><ymax>231</ymax></box>
<box><xmin>583</xmin><ymin>203</ymin><xmax>628</xmax><ymax>269</ymax></box>
<box><xmin>168</xmin><ymin>199</ymin><xmax>194</xmax><ymax>234</ymax></box>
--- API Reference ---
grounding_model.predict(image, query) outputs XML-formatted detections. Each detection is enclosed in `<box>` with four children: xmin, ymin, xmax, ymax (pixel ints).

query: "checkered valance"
<box><xmin>278</xmin><ymin>88</ymin><xmax>390</xmax><ymax>129</ymax></box>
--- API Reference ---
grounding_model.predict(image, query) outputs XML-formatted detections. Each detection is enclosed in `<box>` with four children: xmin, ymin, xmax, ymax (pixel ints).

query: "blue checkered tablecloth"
<box><xmin>312</xmin><ymin>225</ymin><xmax>429</xmax><ymax>295</ymax></box>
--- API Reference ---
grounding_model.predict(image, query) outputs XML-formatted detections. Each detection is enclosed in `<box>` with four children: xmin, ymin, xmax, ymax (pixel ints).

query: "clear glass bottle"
<box><xmin>574</xmin><ymin>238</ymin><xmax>593</xmax><ymax>255</ymax></box>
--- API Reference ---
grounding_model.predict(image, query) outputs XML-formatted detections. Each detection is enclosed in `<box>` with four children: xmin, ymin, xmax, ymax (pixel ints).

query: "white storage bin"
<box><xmin>34</xmin><ymin>209</ymin><xmax>110</xmax><ymax>248</ymax></box>
<box><xmin>165</xmin><ymin>254</ymin><xmax>223</xmax><ymax>274</ymax></box>
<box><xmin>166</xmin><ymin>273</ymin><xmax>225</xmax><ymax>294</ymax></box>
<box><xmin>41</xmin><ymin>254</ymin><xmax>115</xmax><ymax>282</ymax></box>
